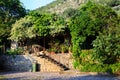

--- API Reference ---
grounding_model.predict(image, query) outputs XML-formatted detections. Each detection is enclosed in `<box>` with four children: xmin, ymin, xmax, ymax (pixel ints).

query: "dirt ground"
<box><xmin>0</xmin><ymin>70</ymin><xmax>120</xmax><ymax>80</ymax></box>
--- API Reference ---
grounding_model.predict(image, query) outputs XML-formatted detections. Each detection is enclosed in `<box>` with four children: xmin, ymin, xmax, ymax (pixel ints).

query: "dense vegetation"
<box><xmin>36</xmin><ymin>0</ymin><xmax>120</xmax><ymax>14</ymax></box>
<box><xmin>10</xmin><ymin>12</ymin><xmax>67</xmax><ymax>53</ymax></box>
<box><xmin>69</xmin><ymin>1</ymin><xmax>120</xmax><ymax>73</ymax></box>
<box><xmin>0</xmin><ymin>0</ymin><xmax>120</xmax><ymax>73</ymax></box>
<box><xmin>0</xmin><ymin>0</ymin><xmax>26</xmax><ymax>52</ymax></box>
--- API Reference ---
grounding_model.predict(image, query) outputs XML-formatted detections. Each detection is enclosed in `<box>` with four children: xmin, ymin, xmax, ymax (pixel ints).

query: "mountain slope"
<box><xmin>35</xmin><ymin>0</ymin><xmax>87</xmax><ymax>14</ymax></box>
<box><xmin>34</xmin><ymin>0</ymin><xmax>120</xmax><ymax>15</ymax></box>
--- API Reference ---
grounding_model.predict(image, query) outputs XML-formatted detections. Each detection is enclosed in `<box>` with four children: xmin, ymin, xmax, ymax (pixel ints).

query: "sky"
<box><xmin>20</xmin><ymin>0</ymin><xmax>55</xmax><ymax>10</ymax></box>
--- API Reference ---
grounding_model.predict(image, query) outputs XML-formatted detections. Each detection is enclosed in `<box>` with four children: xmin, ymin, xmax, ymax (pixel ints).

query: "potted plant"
<box><xmin>50</xmin><ymin>48</ymin><xmax>56</xmax><ymax>54</ymax></box>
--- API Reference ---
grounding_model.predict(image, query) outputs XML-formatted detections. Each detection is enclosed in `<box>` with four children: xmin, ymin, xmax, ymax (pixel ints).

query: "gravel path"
<box><xmin>0</xmin><ymin>71</ymin><xmax>120</xmax><ymax>80</ymax></box>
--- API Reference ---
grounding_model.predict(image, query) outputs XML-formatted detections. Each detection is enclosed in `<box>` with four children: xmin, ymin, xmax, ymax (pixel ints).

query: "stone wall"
<box><xmin>48</xmin><ymin>54</ymin><xmax>74</xmax><ymax>69</ymax></box>
<box><xmin>0</xmin><ymin>55</ymin><xmax>35</xmax><ymax>72</ymax></box>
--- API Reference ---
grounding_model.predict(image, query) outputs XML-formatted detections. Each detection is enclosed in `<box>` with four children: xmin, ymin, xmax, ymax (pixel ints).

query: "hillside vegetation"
<box><xmin>35</xmin><ymin>0</ymin><xmax>120</xmax><ymax>15</ymax></box>
<box><xmin>35</xmin><ymin>0</ymin><xmax>87</xmax><ymax>14</ymax></box>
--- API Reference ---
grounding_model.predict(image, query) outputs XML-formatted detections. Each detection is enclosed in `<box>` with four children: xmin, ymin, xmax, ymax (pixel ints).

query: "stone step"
<box><xmin>31</xmin><ymin>55</ymin><xmax>64</xmax><ymax>72</ymax></box>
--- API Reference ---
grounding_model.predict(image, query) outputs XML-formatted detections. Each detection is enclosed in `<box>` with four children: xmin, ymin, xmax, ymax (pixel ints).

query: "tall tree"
<box><xmin>10</xmin><ymin>16</ymin><xmax>35</xmax><ymax>42</ymax></box>
<box><xmin>31</xmin><ymin>12</ymin><xmax>66</xmax><ymax>50</ymax></box>
<box><xmin>0</xmin><ymin>0</ymin><xmax>26</xmax><ymax>45</ymax></box>
<box><xmin>10</xmin><ymin>12</ymin><xmax>66</xmax><ymax>49</ymax></box>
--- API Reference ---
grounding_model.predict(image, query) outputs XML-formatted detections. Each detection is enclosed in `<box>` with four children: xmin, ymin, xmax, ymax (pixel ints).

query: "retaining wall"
<box><xmin>0</xmin><ymin>55</ymin><xmax>34</xmax><ymax>72</ymax></box>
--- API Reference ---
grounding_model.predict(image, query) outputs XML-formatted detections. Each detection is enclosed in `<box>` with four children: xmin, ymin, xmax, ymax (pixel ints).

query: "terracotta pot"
<box><xmin>62</xmin><ymin>51</ymin><xmax>64</xmax><ymax>54</ymax></box>
<box><xmin>51</xmin><ymin>51</ymin><xmax>55</xmax><ymax>54</ymax></box>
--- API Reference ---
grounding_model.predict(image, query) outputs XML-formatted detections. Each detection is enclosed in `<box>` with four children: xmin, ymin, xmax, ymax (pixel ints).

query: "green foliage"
<box><xmin>96</xmin><ymin>0</ymin><xmax>120</xmax><ymax>14</ymax></box>
<box><xmin>33</xmin><ymin>13</ymin><xmax>65</xmax><ymax>37</ymax></box>
<box><xmin>10</xmin><ymin>11</ymin><xmax>66</xmax><ymax>43</ymax></box>
<box><xmin>97</xmin><ymin>0</ymin><xmax>120</xmax><ymax>7</ymax></box>
<box><xmin>29</xmin><ymin>12</ymin><xmax>66</xmax><ymax>37</ymax></box>
<box><xmin>35</xmin><ymin>0</ymin><xmax>88</xmax><ymax>14</ymax></box>
<box><xmin>81</xmin><ymin>62</ymin><xmax>120</xmax><ymax>73</ymax></box>
<box><xmin>48</xmin><ymin>39</ymin><xmax>61</xmax><ymax>53</ymax></box>
<box><xmin>93</xmin><ymin>26</ymin><xmax>120</xmax><ymax>64</ymax></box>
<box><xmin>0</xmin><ymin>0</ymin><xmax>26</xmax><ymax>43</ymax></box>
<box><xmin>70</xmin><ymin>1</ymin><xmax>120</xmax><ymax>73</ymax></box>
<box><xmin>109</xmin><ymin>62</ymin><xmax>120</xmax><ymax>73</ymax></box>
<box><xmin>10</xmin><ymin>16</ymin><xmax>35</xmax><ymax>41</ymax></box>
<box><xmin>35</xmin><ymin>0</ymin><xmax>120</xmax><ymax>16</ymax></box>
<box><xmin>73</xmin><ymin>49</ymin><xmax>93</xmax><ymax>69</ymax></box>
<box><xmin>28</xmin><ymin>12</ymin><xmax>50</xmax><ymax>37</ymax></box>
<box><xmin>62</xmin><ymin>8</ymin><xmax>78</xmax><ymax>18</ymax></box>
<box><xmin>70</xmin><ymin>1</ymin><xmax>112</xmax><ymax>59</ymax></box>
<box><xmin>60</xmin><ymin>44</ymin><xmax>69</xmax><ymax>53</ymax></box>
<box><xmin>81</xmin><ymin>63</ymin><xmax>107</xmax><ymax>72</ymax></box>
<box><xmin>6</xmin><ymin>48</ymin><xmax>23</xmax><ymax>55</ymax></box>
<box><xmin>73</xmin><ymin>49</ymin><xmax>120</xmax><ymax>73</ymax></box>
<box><xmin>73</xmin><ymin>60</ymin><xmax>81</xmax><ymax>69</ymax></box>
<box><xmin>49</xmin><ymin>15</ymin><xmax>66</xmax><ymax>36</ymax></box>
<box><xmin>48</xmin><ymin>39</ymin><xmax>70</xmax><ymax>53</ymax></box>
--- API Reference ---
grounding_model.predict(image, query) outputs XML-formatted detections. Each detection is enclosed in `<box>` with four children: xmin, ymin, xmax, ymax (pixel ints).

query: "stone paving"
<box><xmin>0</xmin><ymin>71</ymin><xmax>120</xmax><ymax>80</ymax></box>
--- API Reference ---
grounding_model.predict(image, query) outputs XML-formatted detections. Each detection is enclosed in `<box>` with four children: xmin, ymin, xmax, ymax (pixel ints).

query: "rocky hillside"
<box><xmin>35</xmin><ymin>0</ymin><xmax>87</xmax><ymax>14</ymax></box>
<box><xmin>35</xmin><ymin>0</ymin><xmax>120</xmax><ymax>15</ymax></box>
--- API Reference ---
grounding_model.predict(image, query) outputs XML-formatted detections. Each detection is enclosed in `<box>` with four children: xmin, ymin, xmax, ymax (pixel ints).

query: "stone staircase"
<box><xmin>31</xmin><ymin>54</ymin><xmax>69</xmax><ymax>72</ymax></box>
<box><xmin>43</xmin><ymin>54</ymin><xmax>69</xmax><ymax>70</ymax></box>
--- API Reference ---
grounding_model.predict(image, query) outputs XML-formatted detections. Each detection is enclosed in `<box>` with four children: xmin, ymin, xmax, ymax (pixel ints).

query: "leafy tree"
<box><xmin>31</xmin><ymin>12</ymin><xmax>51</xmax><ymax>37</ymax></box>
<box><xmin>10</xmin><ymin>16</ymin><xmax>35</xmax><ymax>42</ymax></box>
<box><xmin>49</xmin><ymin>14</ymin><xmax>66</xmax><ymax>37</ymax></box>
<box><xmin>0</xmin><ymin>0</ymin><xmax>26</xmax><ymax>47</ymax></box>
<box><xmin>32</xmin><ymin>12</ymin><xmax>66</xmax><ymax>49</ymax></box>
<box><xmin>28</xmin><ymin>12</ymin><xmax>65</xmax><ymax>37</ymax></box>
<box><xmin>69</xmin><ymin>1</ymin><xmax>119</xmax><ymax>69</ymax></box>
<box><xmin>93</xmin><ymin>19</ymin><xmax>120</xmax><ymax>64</ymax></box>
<box><xmin>10</xmin><ymin>12</ymin><xmax>66</xmax><ymax>49</ymax></box>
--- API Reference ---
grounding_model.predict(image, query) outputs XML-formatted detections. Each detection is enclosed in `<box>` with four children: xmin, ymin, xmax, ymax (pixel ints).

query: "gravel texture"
<box><xmin>0</xmin><ymin>71</ymin><xmax>120</xmax><ymax>80</ymax></box>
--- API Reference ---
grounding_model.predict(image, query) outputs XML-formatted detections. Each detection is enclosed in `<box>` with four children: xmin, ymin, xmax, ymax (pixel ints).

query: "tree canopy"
<box><xmin>10</xmin><ymin>16</ymin><xmax>35</xmax><ymax>41</ymax></box>
<box><xmin>10</xmin><ymin>12</ymin><xmax>66</xmax><ymax>42</ymax></box>
<box><xmin>69</xmin><ymin>1</ymin><xmax>120</xmax><ymax>69</ymax></box>
<box><xmin>0</xmin><ymin>0</ymin><xmax>26</xmax><ymax>44</ymax></box>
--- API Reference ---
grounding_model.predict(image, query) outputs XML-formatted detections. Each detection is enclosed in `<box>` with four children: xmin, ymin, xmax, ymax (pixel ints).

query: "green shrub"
<box><xmin>60</xmin><ymin>44</ymin><xmax>69</xmax><ymax>53</ymax></box>
<box><xmin>81</xmin><ymin>49</ymin><xmax>94</xmax><ymax>63</ymax></box>
<box><xmin>73</xmin><ymin>60</ymin><xmax>80</xmax><ymax>69</ymax></box>
<box><xmin>81</xmin><ymin>63</ymin><xmax>105</xmax><ymax>72</ymax></box>
<box><xmin>72</xmin><ymin>49</ymin><xmax>93</xmax><ymax>70</ymax></box>
<box><xmin>72</xmin><ymin>49</ymin><xmax>120</xmax><ymax>73</ymax></box>
<box><xmin>6</xmin><ymin>48</ymin><xmax>23</xmax><ymax>55</ymax></box>
<box><xmin>48</xmin><ymin>39</ymin><xmax>61</xmax><ymax>53</ymax></box>
<box><xmin>69</xmin><ymin>1</ymin><xmax>120</xmax><ymax>73</ymax></box>
<box><xmin>93</xmin><ymin>26</ymin><xmax>120</xmax><ymax>64</ymax></box>
<box><xmin>81</xmin><ymin>62</ymin><xmax>120</xmax><ymax>73</ymax></box>
<box><xmin>109</xmin><ymin>62</ymin><xmax>120</xmax><ymax>73</ymax></box>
